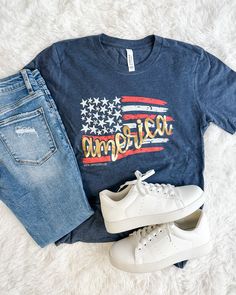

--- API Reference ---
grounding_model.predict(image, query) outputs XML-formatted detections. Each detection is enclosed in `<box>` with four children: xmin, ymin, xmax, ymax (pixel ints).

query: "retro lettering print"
<box><xmin>80</xmin><ymin>96</ymin><xmax>174</xmax><ymax>165</ymax></box>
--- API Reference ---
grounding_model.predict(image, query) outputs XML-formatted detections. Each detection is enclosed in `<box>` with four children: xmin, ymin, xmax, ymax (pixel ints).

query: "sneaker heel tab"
<box><xmin>99</xmin><ymin>189</ymin><xmax>109</xmax><ymax>197</ymax></box>
<box><xmin>196</xmin><ymin>185</ymin><xmax>204</xmax><ymax>194</ymax></box>
<box><xmin>99</xmin><ymin>193</ymin><xmax>117</xmax><ymax>206</ymax></box>
<box><xmin>99</xmin><ymin>191</ymin><xmax>110</xmax><ymax>201</ymax></box>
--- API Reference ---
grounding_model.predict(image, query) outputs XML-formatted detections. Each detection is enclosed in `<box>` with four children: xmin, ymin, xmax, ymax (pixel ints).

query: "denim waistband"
<box><xmin>0</xmin><ymin>69</ymin><xmax>42</xmax><ymax>95</ymax></box>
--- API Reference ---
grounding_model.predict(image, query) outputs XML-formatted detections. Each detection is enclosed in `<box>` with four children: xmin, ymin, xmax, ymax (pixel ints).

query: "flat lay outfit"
<box><xmin>0</xmin><ymin>69</ymin><xmax>94</xmax><ymax>247</ymax></box>
<box><xmin>23</xmin><ymin>33</ymin><xmax>236</xmax><ymax>247</ymax></box>
<box><xmin>0</xmin><ymin>33</ymin><xmax>235</xmax><ymax>271</ymax></box>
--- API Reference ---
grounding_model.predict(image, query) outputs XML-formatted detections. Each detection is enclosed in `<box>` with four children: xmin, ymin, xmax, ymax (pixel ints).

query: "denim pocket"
<box><xmin>0</xmin><ymin>107</ymin><xmax>57</xmax><ymax>165</ymax></box>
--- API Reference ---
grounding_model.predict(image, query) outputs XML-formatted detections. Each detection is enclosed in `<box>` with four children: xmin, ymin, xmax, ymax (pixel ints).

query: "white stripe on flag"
<box><xmin>100</xmin><ymin>137</ymin><xmax>168</xmax><ymax>151</ymax></box>
<box><xmin>143</xmin><ymin>138</ymin><xmax>169</xmax><ymax>144</ymax></box>
<box><xmin>122</xmin><ymin>105</ymin><xmax>168</xmax><ymax>113</ymax></box>
<box><xmin>123</xmin><ymin>123</ymin><xmax>163</xmax><ymax>129</ymax></box>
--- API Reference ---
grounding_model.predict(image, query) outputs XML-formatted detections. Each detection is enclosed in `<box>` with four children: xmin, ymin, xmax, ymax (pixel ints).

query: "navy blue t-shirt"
<box><xmin>25</xmin><ymin>34</ymin><xmax>236</xmax><ymax>247</ymax></box>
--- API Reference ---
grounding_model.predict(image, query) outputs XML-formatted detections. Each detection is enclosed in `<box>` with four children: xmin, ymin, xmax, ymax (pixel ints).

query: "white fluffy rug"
<box><xmin>0</xmin><ymin>1</ymin><xmax>236</xmax><ymax>294</ymax></box>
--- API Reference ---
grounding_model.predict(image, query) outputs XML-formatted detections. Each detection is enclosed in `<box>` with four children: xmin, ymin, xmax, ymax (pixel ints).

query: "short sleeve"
<box><xmin>25</xmin><ymin>43</ymin><xmax>61</xmax><ymax>71</ymax></box>
<box><xmin>195</xmin><ymin>49</ymin><xmax>236</xmax><ymax>134</ymax></box>
<box><xmin>23</xmin><ymin>43</ymin><xmax>62</xmax><ymax>95</ymax></box>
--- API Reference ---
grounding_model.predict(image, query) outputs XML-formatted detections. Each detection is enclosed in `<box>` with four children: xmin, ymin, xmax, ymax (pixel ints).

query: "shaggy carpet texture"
<box><xmin>0</xmin><ymin>0</ymin><xmax>235</xmax><ymax>294</ymax></box>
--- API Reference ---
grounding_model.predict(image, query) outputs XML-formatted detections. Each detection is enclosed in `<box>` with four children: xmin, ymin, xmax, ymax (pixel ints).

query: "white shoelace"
<box><xmin>130</xmin><ymin>224</ymin><xmax>172</xmax><ymax>251</ymax></box>
<box><xmin>118</xmin><ymin>169</ymin><xmax>184</xmax><ymax>208</ymax></box>
<box><xmin>118</xmin><ymin>169</ymin><xmax>176</xmax><ymax>197</ymax></box>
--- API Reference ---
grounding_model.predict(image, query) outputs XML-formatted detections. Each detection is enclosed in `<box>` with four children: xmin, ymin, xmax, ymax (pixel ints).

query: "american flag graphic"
<box><xmin>80</xmin><ymin>96</ymin><xmax>174</xmax><ymax>165</ymax></box>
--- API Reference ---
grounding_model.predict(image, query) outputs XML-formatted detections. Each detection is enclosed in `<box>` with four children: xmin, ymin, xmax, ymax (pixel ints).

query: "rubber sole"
<box><xmin>109</xmin><ymin>241</ymin><xmax>213</xmax><ymax>273</ymax></box>
<box><xmin>105</xmin><ymin>193</ymin><xmax>205</xmax><ymax>233</ymax></box>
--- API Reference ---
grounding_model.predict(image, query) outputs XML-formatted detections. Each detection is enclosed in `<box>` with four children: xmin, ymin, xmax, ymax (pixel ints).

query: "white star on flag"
<box><xmin>101</xmin><ymin>97</ymin><xmax>109</xmax><ymax>105</ymax></box>
<box><xmin>87</xmin><ymin>117</ymin><xmax>92</xmax><ymax>125</ymax></box>
<box><xmin>94</xmin><ymin>97</ymin><xmax>100</xmax><ymax>105</ymax></box>
<box><xmin>100</xmin><ymin>106</ymin><xmax>107</xmax><ymax>113</ymax></box>
<box><xmin>94</xmin><ymin>112</ymin><xmax>100</xmax><ymax>119</ymax></box>
<box><xmin>114</xmin><ymin>109</ymin><xmax>122</xmax><ymax>119</ymax></box>
<box><xmin>81</xmin><ymin>124</ymin><xmax>89</xmax><ymax>133</ymax></box>
<box><xmin>90</xmin><ymin>125</ymin><xmax>97</xmax><ymax>134</ymax></box>
<box><xmin>88</xmin><ymin>104</ymin><xmax>94</xmax><ymax>112</ymax></box>
<box><xmin>106</xmin><ymin>116</ymin><xmax>115</xmax><ymax>126</ymax></box>
<box><xmin>114</xmin><ymin>122</ymin><xmax>122</xmax><ymax>132</ymax></box>
<box><xmin>114</xmin><ymin>96</ymin><xmax>121</xmax><ymax>104</ymax></box>
<box><xmin>98</xmin><ymin>119</ymin><xmax>106</xmax><ymax>127</ymax></box>
<box><xmin>80</xmin><ymin>99</ymin><xmax>87</xmax><ymax>108</ymax></box>
<box><xmin>80</xmin><ymin>96</ymin><xmax>122</xmax><ymax>135</ymax></box>
<box><xmin>81</xmin><ymin>109</ymin><xmax>87</xmax><ymax>115</ymax></box>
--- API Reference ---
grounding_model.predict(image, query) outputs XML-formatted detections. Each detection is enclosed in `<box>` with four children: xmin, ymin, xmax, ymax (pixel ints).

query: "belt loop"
<box><xmin>20</xmin><ymin>69</ymin><xmax>34</xmax><ymax>95</ymax></box>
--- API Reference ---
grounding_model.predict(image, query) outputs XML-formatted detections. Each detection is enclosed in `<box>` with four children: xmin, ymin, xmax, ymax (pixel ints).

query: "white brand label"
<box><xmin>126</xmin><ymin>49</ymin><xmax>135</xmax><ymax>72</ymax></box>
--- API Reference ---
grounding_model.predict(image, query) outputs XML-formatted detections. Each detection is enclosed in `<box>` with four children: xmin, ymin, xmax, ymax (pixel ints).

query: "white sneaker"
<box><xmin>99</xmin><ymin>170</ymin><xmax>205</xmax><ymax>233</ymax></box>
<box><xmin>109</xmin><ymin>209</ymin><xmax>212</xmax><ymax>273</ymax></box>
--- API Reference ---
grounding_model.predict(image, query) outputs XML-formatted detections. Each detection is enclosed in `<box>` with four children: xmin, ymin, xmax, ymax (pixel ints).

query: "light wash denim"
<box><xmin>0</xmin><ymin>69</ymin><xmax>94</xmax><ymax>247</ymax></box>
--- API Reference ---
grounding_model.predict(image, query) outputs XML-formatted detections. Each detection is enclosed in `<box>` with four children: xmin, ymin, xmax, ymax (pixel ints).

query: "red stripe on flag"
<box><xmin>166</xmin><ymin>116</ymin><xmax>174</xmax><ymax>121</ymax></box>
<box><xmin>82</xmin><ymin>155</ymin><xmax>111</xmax><ymax>164</ymax></box>
<box><xmin>82</xmin><ymin>147</ymin><xmax>164</xmax><ymax>164</ymax></box>
<box><xmin>121</xmin><ymin>96</ymin><xmax>167</xmax><ymax>105</ymax></box>
<box><xmin>130</xmin><ymin>131</ymin><xmax>145</xmax><ymax>136</ymax></box>
<box><xmin>118</xmin><ymin>147</ymin><xmax>164</xmax><ymax>159</ymax></box>
<box><xmin>123</xmin><ymin>114</ymin><xmax>174</xmax><ymax>121</ymax></box>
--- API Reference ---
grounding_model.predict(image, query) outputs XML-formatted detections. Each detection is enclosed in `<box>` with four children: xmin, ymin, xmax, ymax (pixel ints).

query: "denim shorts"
<box><xmin>0</xmin><ymin>69</ymin><xmax>94</xmax><ymax>247</ymax></box>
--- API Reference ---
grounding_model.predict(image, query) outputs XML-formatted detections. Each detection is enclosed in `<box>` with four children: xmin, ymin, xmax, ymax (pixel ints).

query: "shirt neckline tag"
<box><xmin>126</xmin><ymin>49</ymin><xmax>135</xmax><ymax>72</ymax></box>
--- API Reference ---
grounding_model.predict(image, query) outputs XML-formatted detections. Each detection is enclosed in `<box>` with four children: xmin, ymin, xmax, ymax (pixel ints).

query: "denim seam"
<box><xmin>36</xmin><ymin>80</ymin><xmax>55</xmax><ymax>109</ymax></box>
<box><xmin>0</xmin><ymin>73</ymin><xmax>25</xmax><ymax>83</ymax></box>
<box><xmin>0</xmin><ymin>91</ymin><xmax>42</xmax><ymax>116</ymax></box>
<box><xmin>40</xmin><ymin>106</ymin><xmax>58</xmax><ymax>151</ymax></box>
<box><xmin>0</xmin><ymin>84</ymin><xmax>25</xmax><ymax>94</ymax></box>
<box><xmin>39</xmin><ymin>81</ymin><xmax>72</xmax><ymax>147</ymax></box>
<box><xmin>0</xmin><ymin>108</ymin><xmax>41</xmax><ymax>126</ymax></box>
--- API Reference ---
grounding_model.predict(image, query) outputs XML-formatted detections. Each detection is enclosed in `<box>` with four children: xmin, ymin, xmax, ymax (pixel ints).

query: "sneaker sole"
<box><xmin>109</xmin><ymin>240</ymin><xmax>213</xmax><ymax>273</ymax></box>
<box><xmin>105</xmin><ymin>193</ymin><xmax>205</xmax><ymax>233</ymax></box>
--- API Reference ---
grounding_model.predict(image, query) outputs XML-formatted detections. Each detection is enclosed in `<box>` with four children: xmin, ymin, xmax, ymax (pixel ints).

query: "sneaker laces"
<box><xmin>130</xmin><ymin>224</ymin><xmax>172</xmax><ymax>251</ymax></box>
<box><xmin>143</xmin><ymin>182</ymin><xmax>175</xmax><ymax>196</ymax></box>
<box><xmin>118</xmin><ymin>170</ymin><xmax>175</xmax><ymax>197</ymax></box>
<box><xmin>118</xmin><ymin>170</ymin><xmax>155</xmax><ymax>191</ymax></box>
<box><xmin>118</xmin><ymin>170</ymin><xmax>184</xmax><ymax>208</ymax></box>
